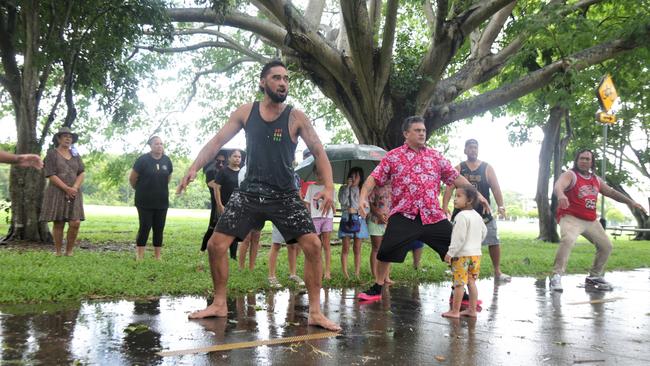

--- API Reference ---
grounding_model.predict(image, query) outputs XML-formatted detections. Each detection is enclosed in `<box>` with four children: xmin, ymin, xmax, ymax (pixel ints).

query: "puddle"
<box><xmin>1</xmin><ymin>269</ymin><xmax>649</xmax><ymax>365</ymax></box>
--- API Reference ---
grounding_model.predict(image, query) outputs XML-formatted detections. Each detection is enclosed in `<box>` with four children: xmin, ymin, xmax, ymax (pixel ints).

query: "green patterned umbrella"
<box><xmin>295</xmin><ymin>144</ymin><xmax>386</xmax><ymax>184</ymax></box>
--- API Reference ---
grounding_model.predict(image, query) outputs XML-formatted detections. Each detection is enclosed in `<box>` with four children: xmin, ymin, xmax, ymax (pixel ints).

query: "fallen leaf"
<box><xmin>124</xmin><ymin>323</ymin><xmax>150</xmax><ymax>334</ymax></box>
<box><xmin>308</xmin><ymin>343</ymin><xmax>332</xmax><ymax>358</ymax></box>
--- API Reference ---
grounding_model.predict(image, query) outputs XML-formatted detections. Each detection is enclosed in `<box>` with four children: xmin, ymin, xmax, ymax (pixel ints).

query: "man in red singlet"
<box><xmin>550</xmin><ymin>149</ymin><xmax>646</xmax><ymax>292</ymax></box>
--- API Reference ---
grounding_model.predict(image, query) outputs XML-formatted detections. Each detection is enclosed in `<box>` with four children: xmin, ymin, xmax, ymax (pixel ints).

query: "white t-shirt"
<box><xmin>303</xmin><ymin>184</ymin><xmax>335</xmax><ymax>218</ymax></box>
<box><xmin>446</xmin><ymin>209</ymin><xmax>487</xmax><ymax>258</ymax></box>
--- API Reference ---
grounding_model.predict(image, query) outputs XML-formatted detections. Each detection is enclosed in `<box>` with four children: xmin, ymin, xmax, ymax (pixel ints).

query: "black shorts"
<box><xmin>377</xmin><ymin>214</ymin><xmax>452</xmax><ymax>263</ymax></box>
<box><xmin>215</xmin><ymin>190</ymin><xmax>315</xmax><ymax>244</ymax></box>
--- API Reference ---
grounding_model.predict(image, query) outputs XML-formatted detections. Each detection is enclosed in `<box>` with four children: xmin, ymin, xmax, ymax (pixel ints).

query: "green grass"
<box><xmin>0</xmin><ymin>208</ymin><xmax>648</xmax><ymax>304</ymax></box>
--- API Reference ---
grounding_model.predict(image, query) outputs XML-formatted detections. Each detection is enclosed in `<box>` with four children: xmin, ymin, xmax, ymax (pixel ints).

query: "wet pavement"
<box><xmin>1</xmin><ymin>269</ymin><xmax>648</xmax><ymax>365</ymax></box>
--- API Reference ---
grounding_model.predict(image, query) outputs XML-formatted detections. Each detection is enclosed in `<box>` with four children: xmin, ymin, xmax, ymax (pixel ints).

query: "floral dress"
<box><xmin>39</xmin><ymin>149</ymin><xmax>85</xmax><ymax>222</ymax></box>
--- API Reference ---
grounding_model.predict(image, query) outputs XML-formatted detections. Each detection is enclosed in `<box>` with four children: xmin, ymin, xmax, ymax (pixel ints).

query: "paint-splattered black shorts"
<box><xmin>215</xmin><ymin>190</ymin><xmax>316</xmax><ymax>244</ymax></box>
<box><xmin>378</xmin><ymin>214</ymin><xmax>452</xmax><ymax>263</ymax></box>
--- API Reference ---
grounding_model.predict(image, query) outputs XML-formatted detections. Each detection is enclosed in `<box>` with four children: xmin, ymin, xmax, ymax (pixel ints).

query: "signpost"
<box><xmin>595</xmin><ymin>74</ymin><xmax>619</xmax><ymax>228</ymax></box>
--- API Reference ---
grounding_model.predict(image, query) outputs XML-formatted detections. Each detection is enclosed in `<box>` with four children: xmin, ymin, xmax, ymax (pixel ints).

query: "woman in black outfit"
<box><xmin>201</xmin><ymin>151</ymin><xmax>227</xmax><ymax>251</ymax></box>
<box><xmin>215</xmin><ymin>149</ymin><xmax>242</xmax><ymax>259</ymax></box>
<box><xmin>129</xmin><ymin>136</ymin><xmax>173</xmax><ymax>260</ymax></box>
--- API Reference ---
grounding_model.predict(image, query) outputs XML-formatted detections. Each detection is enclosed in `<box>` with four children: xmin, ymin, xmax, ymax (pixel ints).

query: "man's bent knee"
<box><xmin>208</xmin><ymin>232</ymin><xmax>234</xmax><ymax>252</ymax></box>
<box><xmin>298</xmin><ymin>233</ymin><xmax>321</xmax><ymax>256</ymax></box>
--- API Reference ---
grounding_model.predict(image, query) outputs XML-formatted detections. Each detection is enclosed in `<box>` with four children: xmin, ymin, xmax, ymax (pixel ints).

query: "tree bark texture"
<box><xmin>535</xmin><ymin>106</ymin><xmax>567</xmax><ymax>243</ymax></box>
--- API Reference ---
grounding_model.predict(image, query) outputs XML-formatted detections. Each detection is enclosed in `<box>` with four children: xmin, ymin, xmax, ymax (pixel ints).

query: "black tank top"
<box><xmin>239</xmin><ymin>101</ymin><xmax>297</xmax><ymax>195</ymax></box>
<box><xmin>459</xmin><ymin>161</ymin><xmax>491</xmax><ymax>204</ymax></box>
<box><xmin>452</xmin><ymin>161</ymin><xmax>492</xmax><ymax>221</ymax></box>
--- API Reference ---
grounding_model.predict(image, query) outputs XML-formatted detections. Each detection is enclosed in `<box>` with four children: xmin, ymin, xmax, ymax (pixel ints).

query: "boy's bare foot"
<box><xmin>442</xmin><ymin>311</ymin><xmax>461</xmax><ymax>318</ymax></box>
<box><xmin>460</xmin><ymin>309</ymin><xmax>477</xmax><ymax>318</ymax></box>
<box><xmin>384</xmin><ymin>278</ymin><xmax>395</xmax><ymax>285</ymax></box>
<box><xmin>324</xmin><ymin>273</ymin><xmax>331</xmax><ymax>280</ymax></box>
<box><xmin>343</xmin><ymin>272</ymin><xmax>349</xmax><ymax>280</ymax></box>
<box><xmin>308</xmin><ymin>312</ymin><xmax>342</xmax><ymax>332</ymax></box>
<box><xmin>188</xmin><ymin>304</ymin><xmax>228</xmax><ymax>319</ymax></box>
<box><xmin>64</xmin><ymin>251</ymin><xmax>73</xmax><ymax>256</ymax></box>
<box><xmin>55</xmin><ymin>251</ymin><xmax>62</xmax><ymax>256</ymax></box>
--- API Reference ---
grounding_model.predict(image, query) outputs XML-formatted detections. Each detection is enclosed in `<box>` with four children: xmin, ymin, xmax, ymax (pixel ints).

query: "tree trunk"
<box><xmin>3</xmin><ymin>98</ymin><xmax>50</xmax><ymax>243</ymax></box>
<box><xmin>1</xmin><ymin>0</ymin><xmax>52</xmax><ymax>243</ymax></box>
<box><xmin>535</xmin><ymin>106</ymin><xmax>566</xmax><ymax>242</ymax></box>
<box><xmin>7</xmin><ymin>164</ymin><xmax>50</xmax><ymax>242</ymax></box>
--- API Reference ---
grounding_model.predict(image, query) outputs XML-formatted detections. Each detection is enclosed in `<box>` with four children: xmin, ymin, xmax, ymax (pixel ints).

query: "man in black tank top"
<box><xmin>442</xmin><ymin>139</ymin><xmax>511</xmax><ymax>282</ymax></box>
<box><xmin>177</xmin><ymin>60</ymin><xmax>341</xmax><ymax>332</ymax></box>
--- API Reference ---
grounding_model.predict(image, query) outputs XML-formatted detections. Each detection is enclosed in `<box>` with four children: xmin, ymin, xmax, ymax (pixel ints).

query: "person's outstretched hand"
<box><xmin>314</xmin><ymin>186</ymin><xmax>334</xmax><ymax>216</ymax></box>
<box><xmin>17</xmin><ymin>154</ymin><xmax>43</xmax><ymax>169</ymax></box>
<box><xmin>177</xmin><ymin>169</ymin><xmax>197</xmax><ymax>195</ymax></box>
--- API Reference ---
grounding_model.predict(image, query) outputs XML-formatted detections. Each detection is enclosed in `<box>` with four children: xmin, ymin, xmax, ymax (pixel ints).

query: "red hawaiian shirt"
<box><xmin>371</xmin><ymin>144</ymin><xmax>459</xmax><ymax>225</ymax></box>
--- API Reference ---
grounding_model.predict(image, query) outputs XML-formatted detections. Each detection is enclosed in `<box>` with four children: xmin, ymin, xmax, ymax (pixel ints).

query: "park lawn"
<box><xmin>0</xmin><ymin>209</ymin><xmax>648</xmax><ymax>304</ymax></box>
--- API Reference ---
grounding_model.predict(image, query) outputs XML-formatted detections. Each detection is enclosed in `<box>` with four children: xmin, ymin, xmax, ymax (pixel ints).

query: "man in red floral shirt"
<box><xmin>357</xmin><ymin>116</ymin><xmax>488</xmax><ymax>301</ymax></box>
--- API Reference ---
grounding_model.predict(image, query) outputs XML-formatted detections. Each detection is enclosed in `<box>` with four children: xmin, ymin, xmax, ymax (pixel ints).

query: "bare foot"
<box><xmin>308</xmin><ymin>312</ymin><xmax>342</xmax><ymax>332</ymax></box>
<box><xmin>343</xmin><ymin>272</ymin><xmax>349</xmax><ymax>280</ymax></box>
<box><xmin>324</xmin><ymin>273</ymin><xmax>331</xmax><ymax>280</ymax></box>
<box><xmin>384</xmin><ymin>278</ymin><xmax>395</xmax><ymax>285</ymax></box>
<box><xmin>442</xmin><ymin>311</ymin><xmax>461</xmax><ymax>318</ymax></box>
<box><xmin>188</xmin><ymin>304</ymin><xmax>228</xmax><ymax>319</ymax></box>
<box><xmin>64</xmin><ymin>252</ymin><xmax>73</xmax><ymax>256</ymax></box>
<box><xmin>55</xmin><ymin>251</ymin><xmax>62</xmax><ymax>257</ymax></box>
<box><xmin>460</xmin><ymin>309</ymin><xmax>477</xmax><ymax>318</ymax></box>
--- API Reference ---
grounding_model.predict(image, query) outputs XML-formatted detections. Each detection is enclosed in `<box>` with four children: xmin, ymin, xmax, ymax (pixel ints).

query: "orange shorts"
<box><xmin>451</xmin><ymin>255</ymin><xmax>481</xmax><ymax>287</ymax></box>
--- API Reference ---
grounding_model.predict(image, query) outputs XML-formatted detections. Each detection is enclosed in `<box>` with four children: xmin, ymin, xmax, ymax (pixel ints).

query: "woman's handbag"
<box><xmin>341</xmin><ymin>213</ymin><xmax>361</xmax><ymax>233</ymax></box>
<box><xmin>340</xmin><ymin>185</ymin><xmax>361</xmax><ymax>233</ymax></box>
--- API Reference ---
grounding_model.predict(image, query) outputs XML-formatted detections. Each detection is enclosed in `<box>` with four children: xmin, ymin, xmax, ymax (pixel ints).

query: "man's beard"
<box><xmin>265</xmin><ymin>86</ymin><xmax>287</xmax><ymax>103</ymax></box>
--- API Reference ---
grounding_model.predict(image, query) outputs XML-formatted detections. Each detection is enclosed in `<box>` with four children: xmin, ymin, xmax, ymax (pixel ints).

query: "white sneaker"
<box><xmin>549</xmin><ymin>274</ymin><xmax>563</xmax><ymax>292</ymax></box>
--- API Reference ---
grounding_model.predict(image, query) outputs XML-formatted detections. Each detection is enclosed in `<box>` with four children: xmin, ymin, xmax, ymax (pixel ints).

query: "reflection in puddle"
<box><xmin>0</xmin><ymin>269</ymin><xmax>648</xmax><ymax>365</ymax></box>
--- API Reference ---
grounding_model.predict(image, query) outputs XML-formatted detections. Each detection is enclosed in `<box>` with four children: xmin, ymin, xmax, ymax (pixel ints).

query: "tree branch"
<box><xmin>428</xmin><ymin>23</ymin><xmax>650</xmax><ymax>129</ymax></box>
<box><xmin>39</xmin><ymin>77</ymin><xmax>65</xmax><ymax>146</ymax></box>
<box><xmin>628</xmin><ymin>147</ymin><xmax>650</xmax><ymax>178</ymax></box>
<box><xmin>470</xmin><ymin>1</ymin><xmax>515</xmax><ymax>58</ymax></box>
<box><xmin>167</xmin><ymin>8</ymin><xmax>286</xmax><ymax>47</ymax></box>
<box><xmin>165</xmin><ymin>28</ymin><xmax>269</xmax><ymax>62</ymax></box>
<box><xmin>182</xmin><ymin>57</ymin><xmax>259</xmax><ymax>112</ymax></box>
<box><xmin>138</xmin><ymin>41</ymin><xmax>243</xmax><ymax>53</ymax></box>
<box><xmin>250</xmin><ymin>0</ymin><xmax>283</xmax><ymax>27</ymax></box>
<box><xmin>433</xmin><ymin>0</ymin><xmax>448</xmax><ymax>43</ymax></box>
<box><xmin>418</xmin><ymin>0</ymin><xmax>610</xmax><ymax>113</ymax></box>
<box><xmin>304</xmin><ymin>0</ymin><xmax>326</xmax><ymax>29</ymax></box>
<box><xmin>376</xmin><ymin>0</ymin><xmax>398</xmax><ymax>96</ymax></box>
<box><xmin>0</xmin><ymin>4</ymin><xmax>21</xmax><ymax>101</ymax></box>
<box><xmin>416</xmin><ymin>0</ymin><xmax>513</xmax><ymax>113</ymax></box>
<box><xmin>340</xmin><ymin>1</ymin><xmax>374</xmax><ymax>104</ymax></box>
<box><xmin>459</xmin><ymin>0</ymin><xmax>518</xmax><ymax>38</ymax></box>
<box><xmin>369</xmin><ymin>0</ymin><xmax>382</xmax><ymax>44</ymax></box>
<box><xmin>423</xmin><ymin>0</ymin><xmax>435</xmax><ymax>35</ymax></box>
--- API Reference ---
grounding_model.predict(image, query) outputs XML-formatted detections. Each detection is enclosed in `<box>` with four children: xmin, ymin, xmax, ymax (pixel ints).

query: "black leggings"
<box><xmin>202</xmin><ymin>187</ymin><xmax>238</xmax><ymax>259</ymax></box>
<box><xmin>136</xmin><ymin>207</ymin><xmax>168</xmax><ymax>247</ymax></box>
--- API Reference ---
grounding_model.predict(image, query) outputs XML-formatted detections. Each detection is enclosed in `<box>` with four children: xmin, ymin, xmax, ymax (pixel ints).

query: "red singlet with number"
<box><xmin>557</xmin><ymin>171</ymin><xmax>600</xmax><ymax>222</ymax></box>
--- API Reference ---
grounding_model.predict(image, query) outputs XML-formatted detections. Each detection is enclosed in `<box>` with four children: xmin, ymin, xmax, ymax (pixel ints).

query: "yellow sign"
<box><xmin>596</xmin><ymin>112</ymin><xmax>617</xmax><ymax>124</ymax></box>
<box><xmin>596</xmin><ymin>74</ymin><xmax>618</xmax><ymax>112</ymax></box>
